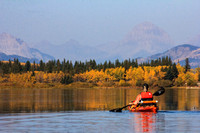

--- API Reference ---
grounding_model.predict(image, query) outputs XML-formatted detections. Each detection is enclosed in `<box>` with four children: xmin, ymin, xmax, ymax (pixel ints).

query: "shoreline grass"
<box><xmin>0</xmin><ymin>81</ymin><xmax>199</xmax><ymax>89</ymax></box>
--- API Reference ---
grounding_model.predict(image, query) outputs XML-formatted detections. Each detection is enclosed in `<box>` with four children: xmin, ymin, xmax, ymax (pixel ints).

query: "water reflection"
<box><xmin>131</xmin><ymin>111</ymin><xmax>200</xmax><ymax>133</ymax></box>
<box><xmin>1</xmin><ymin>111</ymin><xmax>200</xmax><ymax>132</ymax></box>
<box><xmin>0</xmin><ymin>88</ymin><xmax>200</xmax><ymax>112</ymax></box>
<box><xmin>132</xmin><ymin>112</ymin><xmax>156</xmax><ymax>132</ymax></box>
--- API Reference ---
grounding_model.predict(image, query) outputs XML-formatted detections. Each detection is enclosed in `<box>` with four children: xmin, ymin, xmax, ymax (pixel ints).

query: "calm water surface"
<box><xmin>0</xmin><ymin>88</ymin><xmax>200</xmax><ymax>132</ymax></box>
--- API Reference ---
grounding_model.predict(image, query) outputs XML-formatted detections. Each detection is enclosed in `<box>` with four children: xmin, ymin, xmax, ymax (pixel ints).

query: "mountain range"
<box><xmin>30</xmin><ymin>22</ymin><xmax>174</xmax><ymax>62</ymax></box>
<box><xmin>138</xmin><ymin>44</ymin><xmax>200</xmax><ymax>68</ymax></box>
<box><xmin>0</xmin><ymin>33</ymin><xmax>54</xmax><ymax>62</ymax></box>
<box><xmin>0</xmin><ymin>52</ymin><xmax>39</xmax><ymax>63</ymax></box>
<box><xmin>30</xmin><ymin>40</ymin><xmax>108</xmax><ymax>62</ymax></box>
<box><xmin>0</xmin><ymin>22</ymin><xmax>200</xmax><ymax>68</ymax></box>
<box><xmin>97</xmin><ymin>22</ymin><xmax>174</xmax><ymax>59</ymax></box>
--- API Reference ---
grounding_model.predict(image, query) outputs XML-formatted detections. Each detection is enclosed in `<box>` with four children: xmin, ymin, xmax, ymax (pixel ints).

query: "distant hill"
<box><xmin>31</xmin><ymin>39</ymin><xmax>108</xmax><ymax>62</ymax></box>
<box><xmin>0</xmin><ymin>33</ymin><xmax>54</xmax><ymax>62</ymax></box>
<box><xmin>2</xmin><ymin>23</ymin><xmax>200</xmax><ymax>68</ymax></box>
<box><xmin>31</xmin><ymin>22</ymin><xmax>174</xmax><ymax>62</ymax></box>
<box><xmin>98</xmin><ymin>22</ymin><xmax>174</xmax><ymax>59</ymax></box>
<box><xmin>0</xmin><ymin>52</ymin><xmax>39</xmax><ymax>63</ymax></box>
<box><xmin>138</xmin><ymin>44</ymin><xmax>200</xmax><ymax>68</ymax></box>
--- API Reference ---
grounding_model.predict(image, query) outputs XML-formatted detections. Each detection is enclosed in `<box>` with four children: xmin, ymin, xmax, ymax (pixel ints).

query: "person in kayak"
<box><xmin>129</xmin><ymin>83</ymin><xmax>153</xmax><ymax>107</ymax></box>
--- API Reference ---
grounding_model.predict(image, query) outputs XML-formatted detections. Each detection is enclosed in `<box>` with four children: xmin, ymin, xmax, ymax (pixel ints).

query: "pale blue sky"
<box><xmin>0</xmin><ymin>0</ymin><xmax>200</xmax><ymax>46</ymax></box>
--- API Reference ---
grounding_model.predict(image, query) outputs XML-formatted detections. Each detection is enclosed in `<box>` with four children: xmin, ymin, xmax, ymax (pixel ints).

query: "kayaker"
<box><xmin>129</xmin><ymin>83</ymin><xmax>153</xmax><ymax>106</ymax></box>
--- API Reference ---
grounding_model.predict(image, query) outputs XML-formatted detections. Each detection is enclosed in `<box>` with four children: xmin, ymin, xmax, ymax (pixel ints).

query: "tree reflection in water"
<box><xmin>0</xmin><ymin>88</ymin><xmax>200</xmax><ymax>113</ymax></box>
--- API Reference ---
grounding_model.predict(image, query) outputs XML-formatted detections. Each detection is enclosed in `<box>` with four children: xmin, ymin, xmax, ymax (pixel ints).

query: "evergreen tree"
<box><xmin>164</xmin><ymin>66</ymin><xmax>174</xmax><ymax>81</ymax></box>
<box><xmin>115</xmin><ymin>59</ymin><xmax>121</xmax><ymax>68</ymax></box>
<box><xmin>12</xmin><ymin>59</ymin><xmax>22</xmax><ymax>73</ymax></box>
<box><xmin>121</xmin><ymin>61</ymin><xmax>124</xmax><ymax>67</ymax></box>
<box><xmin>0</xmin><ymin>61</ymin><xmax>2</xmax><ymax>74</ymax></box>
<box><xmin>46</xmin><ymin>60</ymin><xmax>53</xmax><ymax>73</ymax></box>
<box><xmin>69</xmin><ymin>61</ymin><xmax>73</xmax><ymax>74</ymax></box>
<box><xmin>162</xmin><ymin>57</ymin><xmax>166</xmax><ymax>65</ymax></box>
<box><xmin>124</xmin><ymin>59</ymin><xmax>129</xmax><ymax>70</ymax></box>
<box><xmin>7</xmin><ymin>60</ymin><xmax>12</xmax><ymax>73</ymax></box>
<box><xmin>52</xmin><ymin>60</ymin><xmax>56</xmax><ymax>71</ymax></box>
<box><xmin>154</xmin><ymin>59</ymin><xmax>159</xmax><ymax>66</ymax></box>
<box><xmin>147</xmin><ymin>61</ymin><xmax>150</xmax><ymax>66</ymax></box>
<box><xmin>108</xmin><ymin>60</ymin><xmax>112</xmax><ymax>68</ymax></box>
<box><xmin>131</xmin><ymin>59</ymin><xmax>135</xmax><ymax>67</ymax></box>
<box><xmin>161</xmin><ymin>66</ymin><xmax>168</xmax><ymax>72</ymax></box>
<box><xmin>103</xmin><ymin>61</ymin><xmax>108</xmax><ymax>71</ymax></box>
<box><xmin>74</xmin><ymin>61</ymin><xmax>79</xmax><ymax>74</ymax></box>
<box><xmin>25</xmin><ymin>61</ymin><xmax>31</xmax><ymax>72</ymax></box>
<box><xmin>39</xmin><ymin>60</ymin><xmax>45</xmax><ymax>71</ymax></box>
<box><xmin>60</xmin><ymin>75</ymin><xmax>73</xmax><ymax>84</ymax></box>
<box><xmin>198</xmin><ymin>73</ymin><xmax>200</xmax><ymax>82</ymax></box>
<box><xmin>8</xmin><ymin>59</ymin><xmax>12</xmax><ymax>68</ymax></box>
<box><xmin>166</xmin><ymin>56</ymin><xmax>169</xmax><ymax>65</ymax></box>
<box><xmin>78</xmin><ymin>61</ymin><xmax>84</xmax><ymax>73</ymax></box>
<box><xmin>56</xmin><ymin>59</ymin><xmax>61</xmax><ymax>72</ymax></box>
<box><xmin>97</xmin><ymin>63</ymin><xmax>103</xmax><ymax>71</ymax></box>
<box><xmin>32</xmin><ymin>61</ymin><xmax>36</xmax><ymax>71</ymax></box>
<box><xmin>135</xmin><ymin>59</ymin><xmax>138</xmax><ymax>67</ymax></box>
<box><xmin>150</xmin><ymin>60</ymin><xmax>154</xmax><ymax>66</ymax></box>
<box><xmin>81</xmin><ymin>61</ymin><xmax>86</xmax><ymax>72</ymax></box>
<box><xmin>185</xmin><ymin>58</ymin><xmax>190</xmax><ymax>73</ymax></box>
<box><xmin>62</xmin><ymin>59</ymin><xmax>66</xmax><ymax>73</ymax></box>
<box><xmin>65</xmin><ymin>60</ymin><xmax>70</xmax><ymax>73</ymax></box>
<box><xmin>164</xmin><ymin>63</ymin><xmax>178</xmax><ymax>81</ymax></box>
<box><xmin>85</xmin><ymin>60</ymin><xmax>89</xmax><ymax>71</ymax></box>
<box><xmin>31</xmin><ymin>70</ymin><xmax>35</xmax><ymax>76</ymax></box>
<box><xmin>92</xmin><ymin>59</ymin><xmax>97</xmax><ymax>69</ymax></box>
<box><xmin>2</xmin><ymin>63</ymin><xmax>9</xmax><ymax>74</ymax></box>
<box><xmin>171</xmin><ymin>63</ymin><xmax>179</xmax><ymax>79</ymax></box>
<box><xmin>128</xmin><ymin>58</ymin><xmax>131</xmax><ymax>68</ymax></box>
<box><xmin>158</xmin><ymin>58</ymin><xmax>162</xmax><ymax>65</ymax></box>
<box><xmin>169</xmin><ymin>57</ymin><xmax>172</xmax><ymax>66</ymax></box>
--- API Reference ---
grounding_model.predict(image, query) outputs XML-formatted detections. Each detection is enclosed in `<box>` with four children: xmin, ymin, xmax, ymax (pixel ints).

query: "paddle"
<box><xmin>109</xmin><ymin>104</ymin><xmax>131</xmax><ymax>112</ymax></box>
<box><xmin>152</xmin><ymin>87</ymin><xmax>165</xmax><ymax>96</ymax></box>
<box><xmin>109</xmin><ymin>87</ymin><xmax>165</xmax><ymax>112</ymax></box>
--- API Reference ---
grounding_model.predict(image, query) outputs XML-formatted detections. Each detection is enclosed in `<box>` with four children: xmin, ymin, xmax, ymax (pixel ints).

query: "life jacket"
<box><xmin>141</xmin><ymin>92</ymin><xmax>153</xmax><ymax>101</ymax></box>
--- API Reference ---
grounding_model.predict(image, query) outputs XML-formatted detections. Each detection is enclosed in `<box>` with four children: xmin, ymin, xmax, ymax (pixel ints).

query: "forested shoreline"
<box><xmin>0</xmin><ymin>56</ymin><xmax>199</xmax><ymax>89</ymax></box>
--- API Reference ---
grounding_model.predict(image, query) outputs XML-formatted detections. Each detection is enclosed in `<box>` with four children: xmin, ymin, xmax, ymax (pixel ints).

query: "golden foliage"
<box><xmin>126</xmin><ymin>66</ymin><xmax>167</xmax><ymax>86</ymax></box>
<box><xmin>7</xmin><ymin>71</ymin><xmax>65</xmax><ymax>88</ymax></box>
<box><xmin>73</xmin><ymin>66</ymin><xmax>169</xmax><ymax>87</ymax></box>
<box><xmin>1</xmin><ymin>64</ymin><xmax>199</xmax><ymax>88</ymax></box>
<box><xmin>175</xmin><ymin>65</ymin><xmax>198</xmax><ymax>86</ymax></box>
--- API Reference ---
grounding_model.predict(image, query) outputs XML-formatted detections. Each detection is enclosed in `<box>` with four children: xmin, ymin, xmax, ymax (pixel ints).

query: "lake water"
<box><xmin>0</xmin><ymin>88</ymin><xmax>200</xmax><ymax>132</ymax></box>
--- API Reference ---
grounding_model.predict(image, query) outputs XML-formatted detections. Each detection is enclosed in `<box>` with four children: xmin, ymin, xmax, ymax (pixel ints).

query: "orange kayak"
<box><xmin>128</xmin><ymin>100</ymin><xmax>158</xmax><ymax>113</ymax></box>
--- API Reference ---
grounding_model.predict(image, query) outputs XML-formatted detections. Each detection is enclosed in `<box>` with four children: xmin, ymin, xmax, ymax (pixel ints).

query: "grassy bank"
<box><xmin>0</xmin><ymin>80</ymin><xmax>140</xmax><ymax>89</ymax></box>
<box><xmin>1</xmin><ymin>80</ymin><xmax>196</xmax><ymax>89</ymax></box>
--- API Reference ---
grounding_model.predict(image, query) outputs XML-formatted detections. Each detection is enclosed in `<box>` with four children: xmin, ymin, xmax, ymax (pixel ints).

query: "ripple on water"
<box><xmin>0</xmin><ymin>111</ymin><xmax>200</xmax><ymax>132</ymax></box>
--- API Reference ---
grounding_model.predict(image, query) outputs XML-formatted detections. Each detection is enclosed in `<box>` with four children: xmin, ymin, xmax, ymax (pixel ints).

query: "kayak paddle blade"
<box><xmin>109</xmin><ymin>108</ymin><xmax>123</xmax><ymax>112</ymax></box>
<box><xmin>109</xmin><ymin>105</ymin><xmax>130</xmax><ymax>112</ymax></box>
<box><xmin>153</xmin><ymin>87</ymin><xmax>165</xmax><ymax>96</ymax></box>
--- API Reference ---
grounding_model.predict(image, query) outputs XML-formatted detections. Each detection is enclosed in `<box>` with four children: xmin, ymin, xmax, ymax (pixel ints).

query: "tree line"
<box><xmin>0</xmin><ymin>56</ymin><xmax>195</xmax><ymax>87</ymax></box>
<box><xmin>0</xmin><ymin>56</ymin><xmax>173</xmax><ymax>75</ymax></box>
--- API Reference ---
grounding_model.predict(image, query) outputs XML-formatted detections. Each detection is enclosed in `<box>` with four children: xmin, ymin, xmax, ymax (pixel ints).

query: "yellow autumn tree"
<box><xmin>126</xmin><ymin>66</ymin><xmax>144</xmax><ymax>86</ymax></box>
<box><xmin>143</xmin><ymin>66</ymin><xmax>157</xmax><ymax>86</ymax></box>
<box><xmin>175</xmin><ymin>67</ymin><xmax>198</xmax><ymax>86</ymax></box>
<box><xmin>73</xmin><ymin>69</ymin><xmax>109</xmax><ymax>83</ymax></box>
<box><xmin>105</xmin><ymin>67</ymin><xmax>125</xmax><ymax>81</ymax></box>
